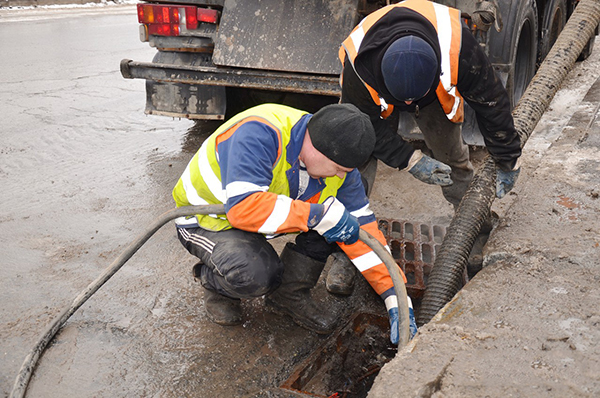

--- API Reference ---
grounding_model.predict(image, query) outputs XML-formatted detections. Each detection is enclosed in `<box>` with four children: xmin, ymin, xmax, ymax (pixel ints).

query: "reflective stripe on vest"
<box><xmin>172</xmin><ymin>104</ymin><xmax>346</xmax><ymax>231</ymax></box>
<box><xmin>339</xmin><ymin>0</ymin><xmax>464</xmax><ymax>123</ymax></box>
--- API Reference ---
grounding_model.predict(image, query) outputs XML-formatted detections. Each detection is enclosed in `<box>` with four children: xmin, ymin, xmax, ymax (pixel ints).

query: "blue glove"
<box><xmin>388</xmin><ymin>307</ymin><xmax>400</xmax><ymax>345</ymax></box>
<box><xmin>496</xmin><ymin>165</ymin><xmax>520</xmax><ymax>199</ymax></box>
<box><xmin>408</xmin><ymin>306</ymin><xmax>418</xmax><ymax>338</ymax></box>
<box><xmin>312</xmin><ymin>197</ymin><xmax>360</xmax><ymax>244</ymax></box>
<box><xmin>407</xmin><ymin>150</ymin><xmax>453</xmax><ymax>186</ymax></box>
<box><xmin>385</xmin><ymin>295</ymin><xmax>418</xmax><ymax>345</ymax></box>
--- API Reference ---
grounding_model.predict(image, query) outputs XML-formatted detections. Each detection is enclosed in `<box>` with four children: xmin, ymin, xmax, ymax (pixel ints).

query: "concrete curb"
<box><xmin>369</xmin><ymin>72</ymin><xmax>600</xmax><ymax>397</ymax></box>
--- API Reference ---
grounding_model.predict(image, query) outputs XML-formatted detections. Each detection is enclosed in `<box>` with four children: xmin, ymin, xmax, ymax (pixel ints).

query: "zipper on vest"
<box><xmin>415</xmin><ymin>104</ymin><xmax>420</xmax><ymax>118</ymax></box>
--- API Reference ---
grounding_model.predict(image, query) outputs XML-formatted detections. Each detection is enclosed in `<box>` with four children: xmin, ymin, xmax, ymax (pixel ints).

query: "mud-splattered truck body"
<box><xmin>120</xmin><ymin>0</ymin><xmax>594</xmax><ymax>144</ymax></box>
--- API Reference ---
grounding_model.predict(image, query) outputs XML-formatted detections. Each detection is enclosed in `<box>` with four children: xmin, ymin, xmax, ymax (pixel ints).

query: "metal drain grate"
<box><xmin>377</xmin><ymin>218</ymin><xmax>447</xmax><ymax>299</ymax></box>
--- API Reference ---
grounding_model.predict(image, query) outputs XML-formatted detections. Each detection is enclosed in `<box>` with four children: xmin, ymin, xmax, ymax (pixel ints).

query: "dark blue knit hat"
<box><xmin>381</xmin><ymin>36</ymin><xmax>438</xmax><ymax>102</ymax></box>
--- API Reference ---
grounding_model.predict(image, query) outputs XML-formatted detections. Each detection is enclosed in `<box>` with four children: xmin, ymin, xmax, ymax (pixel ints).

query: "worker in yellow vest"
<box><xmin>173</xmin><ymin>103</ymin><xmax>417</xmax><ymax>344</ymax></box>
<box><xmin>329</xmin><ymin>0</ymin><xmax>523</xmax><ymax>293</ymax></box>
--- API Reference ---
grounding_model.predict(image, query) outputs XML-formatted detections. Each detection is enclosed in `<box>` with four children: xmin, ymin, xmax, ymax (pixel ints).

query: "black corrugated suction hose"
<box><xmin>418</xmin><ymin>0</ymin><xmax>600</xmax><ymax>326</ymax></box>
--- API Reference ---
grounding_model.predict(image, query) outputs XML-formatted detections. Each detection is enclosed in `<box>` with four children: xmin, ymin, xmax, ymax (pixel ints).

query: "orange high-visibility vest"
<box><xmin>339</xmin><ymin>0</ymin><xmax>464</xmax><ymax>123</ymax></box>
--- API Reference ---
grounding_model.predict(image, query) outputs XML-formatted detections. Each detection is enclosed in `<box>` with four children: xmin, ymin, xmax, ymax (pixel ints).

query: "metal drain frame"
<box><xmin>377</xmin><ymin>218</ymin><xmax>450</xmax><ymax>299</ymax></box>
<box><xmin>279</xmin><ymin>312</ymin><xmax>393</xmax><ymax>398</ymax></box>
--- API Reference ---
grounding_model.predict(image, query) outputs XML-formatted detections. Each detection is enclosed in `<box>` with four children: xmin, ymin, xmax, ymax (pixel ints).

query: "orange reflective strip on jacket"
<box><xmin>341</xmin><ymin>220</ymin><xmax>407</xmax><ymax>295</ymax></box>
<box><xmin>227</xmin><ymin>191</ymin><xmax>312</xmax><ymax>233</ymax></box>
<box><xmin>433</xmin><ymin>4</ymin><xmax>464</xmax><ymax>122</ymax></box>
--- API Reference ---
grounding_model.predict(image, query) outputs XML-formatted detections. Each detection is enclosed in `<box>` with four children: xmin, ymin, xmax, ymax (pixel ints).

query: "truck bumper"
<box><xmin>120</xmin><ymin>59</ymin><xmax>341</xmax><ymax>120</ymax></box>
<box><xmin>120</xmin><ymin>60</ymin><xmax>340</xmax><ymax>96</ymax></box>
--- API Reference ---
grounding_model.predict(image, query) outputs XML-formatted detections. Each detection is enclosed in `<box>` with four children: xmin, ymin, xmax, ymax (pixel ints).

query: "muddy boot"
<box><xmin>325</xmin><ymin>251</ymin><xmax>356</xmax><ymax>296</ymax></box>
<box><xmin>358</xmin><ymin>156</ymin><xmax>378</xmax><ymax>197</ymax></box>
<box><xmin>203</xmin><ymin>288</ymin><xmax>243</xmax><ymax>326</ymax></box>
<box><xmin>265</xmin><ymin>243</ymin><xmax>338</xmax><ymax>334</ymax></box>
<box><xmin>193</xmin><ymin>261</ymin><xmax>243</xmax><ymax>326</ymax></box>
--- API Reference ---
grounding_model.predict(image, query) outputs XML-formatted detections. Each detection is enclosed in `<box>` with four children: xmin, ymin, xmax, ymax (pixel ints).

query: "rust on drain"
<box><xmin>377</xmin><ymin>218</ymin><xmax>446</xmax><ymax>299</ymax></box>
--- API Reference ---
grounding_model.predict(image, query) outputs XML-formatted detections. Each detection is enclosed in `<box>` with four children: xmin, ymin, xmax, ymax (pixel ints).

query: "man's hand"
<box><xmin>496</xmin><ymin>161</ymin><xmax>521</xmax><ymax>199</ymax></box>
<box><xmin>312</xmin><ymin>197</ymin><xmax>360</xmax><ymax>244</ymax></box>
<box><xmin>384</xmin><ymin>294</ymin><xmax>418</xmax><ymax>345</ymax></box>
<box><xmin>406</xmin><ymin>150</ymin><xmax>453</xmax><ymax>186</ymax></box>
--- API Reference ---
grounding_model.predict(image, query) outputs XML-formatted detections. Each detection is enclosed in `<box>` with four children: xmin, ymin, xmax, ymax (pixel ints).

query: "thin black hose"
<box><xmin>10</xmin><ymin>205</ymin><xmax>410</xmax><ymax>397</ymax></box>
<box><xmin>418</xmin><ymin>0</ymin><xmax>600</xmax><ymax>325</ymax></box>
<box><xmin>10</xmin><ymin>205</ymin><xmax>225</xmax><ymax>398</ymax></box>
<box><xmin>359</xmin><ymin>229</ymin><xmax>411</xmax><ymax>347</ymax></box>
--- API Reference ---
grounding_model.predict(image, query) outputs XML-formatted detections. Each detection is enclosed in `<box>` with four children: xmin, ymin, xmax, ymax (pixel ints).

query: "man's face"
<box><xmin>303</xmin><ymin>147</ymin><xmax>353</xmax><ymax>179</ymax></box>
<box><xmin>403</xmin><ymin>88</ymin><xmax>430</xmax><ymax>105</ymax></box>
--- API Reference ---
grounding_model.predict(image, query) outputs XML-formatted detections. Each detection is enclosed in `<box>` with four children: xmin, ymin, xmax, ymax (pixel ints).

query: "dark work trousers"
<box><xmin>414</xmin><ymin>99</ymin><xmax>473</xmax><ymax>208</ymax></box>
<box><xmin>177</xmin><ymin>226</ymin><xmax>335</xmax><ymax>299</ymax></box>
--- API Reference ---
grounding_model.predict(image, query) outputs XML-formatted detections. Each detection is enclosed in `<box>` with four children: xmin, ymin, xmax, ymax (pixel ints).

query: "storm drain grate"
<box><xmin>377</xmin><ymin>218</ymin><xmax>447</xmax><ymax>299</ymax></box>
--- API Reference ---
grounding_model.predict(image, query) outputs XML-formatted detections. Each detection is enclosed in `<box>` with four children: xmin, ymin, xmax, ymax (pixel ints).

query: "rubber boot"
<box><xmin>358</xmin><ymin>156</ymin><xmax>378</xmax><ymax>197</ymax></box>
<box><xmin>325</xmin><ymin>251</ymin><xmax>356</xmax><ymax>296</ymax></box>
<box><xmin>265</xmin><ymin>243</ymin><xmax>338</xmax><ymax>334</ymax></box>
<box><xmin>203</xmin><ymin>288</ymin><xmax>243</xmax><ymax>326</ymax></box>
<box><xmin>193</xmin><ymin>262</ymin><xmax>243</xmax><ymax>326</ymax></box>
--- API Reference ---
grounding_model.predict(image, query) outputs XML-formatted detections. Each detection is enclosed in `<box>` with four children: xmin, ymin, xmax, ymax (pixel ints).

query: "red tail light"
<box><xmin>185</xmin><ymin>6</ymin><xmax>198</xmax><ymax>28</ymax></box>
<box><xmin>197</xmin><ymin>8</ymin><xmax>218</xmax><ymax>24</ymax></box>
<box><xmin>137</xmin><ymin>3</ymin><xmax>218</xmax><ymax>37</ymax></box>
<box><xmin>147</xmin><ymin>23</ymin><xmax>180</xmax><ymax>36</ymax></box>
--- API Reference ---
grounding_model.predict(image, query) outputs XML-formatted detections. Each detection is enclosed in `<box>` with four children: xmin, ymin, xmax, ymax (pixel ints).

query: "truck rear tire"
<box><xmin>507</xmin><ymin>0</ymin><xmax>538</xmax><ymax>107</ymax></box>
<box><xmin>538</xmin><ymin>0</ymin><xmax>568</xmax><ymax>67</ymax></box>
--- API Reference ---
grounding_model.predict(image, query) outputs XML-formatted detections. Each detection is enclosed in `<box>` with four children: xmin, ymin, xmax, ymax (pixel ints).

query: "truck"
<box><xmin>120</xmin><ymin>0</ymin><xmax>596</xmax><ymax>144</ymax></box>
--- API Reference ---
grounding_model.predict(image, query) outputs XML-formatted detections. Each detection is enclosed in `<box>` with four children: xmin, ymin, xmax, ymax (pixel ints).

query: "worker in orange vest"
<box><xmin>328</xmin><ymin>0</ymin><xmax>522</xmax><ymax>294</ymax></box>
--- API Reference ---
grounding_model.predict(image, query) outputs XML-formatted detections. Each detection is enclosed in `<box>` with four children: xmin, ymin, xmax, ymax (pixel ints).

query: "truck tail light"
<box><xmin>197</xmin><ymin>8</ymin><xmax>218</xmax><ymax>24</ymax></box>
<box><xmin>147</xmin><ymin>23</ymin><xmax>180</xmax><ymax>36</ymax></box>
<box><xmin>137</xmin><ymin>3</ymin><xmax>219</xmax><ymax>37</ymax></box>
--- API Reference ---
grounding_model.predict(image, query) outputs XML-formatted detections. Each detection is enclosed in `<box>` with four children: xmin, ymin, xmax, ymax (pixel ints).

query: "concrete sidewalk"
<box><xmin>370</xmin><ymin>76</ymin><xmax>600</xmax><ymax>396</ymax></box>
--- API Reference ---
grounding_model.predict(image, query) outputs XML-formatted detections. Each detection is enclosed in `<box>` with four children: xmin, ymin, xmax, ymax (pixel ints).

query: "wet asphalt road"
<box><xmin>0</xmin><ymin>5</ymin><xmax>383</xmax><ymax>397</ymax></box>
<box><xmin>0</xmin><ymin>4</ymin><xmax>200</xmax><ymax>396</ymax></box>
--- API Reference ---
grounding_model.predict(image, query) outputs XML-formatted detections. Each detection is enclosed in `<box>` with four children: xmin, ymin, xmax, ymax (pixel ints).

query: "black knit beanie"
<box><xmin>307</xmin><ymin>103</ymin><xmax>375</xmax><ymax>169</ymax></box>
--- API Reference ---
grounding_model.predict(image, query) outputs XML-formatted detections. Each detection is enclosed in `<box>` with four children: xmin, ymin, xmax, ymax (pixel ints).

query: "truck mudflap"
<box><xmin>212</xmin><ymin>0</ymin><xmax>360</xmax><ymax>74</ymax></box>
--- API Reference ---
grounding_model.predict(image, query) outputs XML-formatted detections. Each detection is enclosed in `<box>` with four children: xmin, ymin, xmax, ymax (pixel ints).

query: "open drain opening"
<box><xmin>280</xmin><ymin>312</ymin><xmax>395</xmax><ymax>398</ymax></box>
<box><xmin>279</xmin><ymin>218</ymin><xmax>466</xmax><ymax>398</ymax></box>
